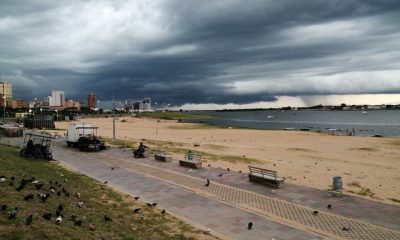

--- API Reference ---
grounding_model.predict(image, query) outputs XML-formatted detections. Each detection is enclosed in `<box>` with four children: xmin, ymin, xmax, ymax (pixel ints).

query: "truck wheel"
<box><xmin>67</xmin><ymin>142</ymin><xmax>72</xmax><ymax>147</ymax></box>
<box><xmin>20</xmin><ymin>149</ymin><xmax>28</xmax><ymax>158</ymax></box>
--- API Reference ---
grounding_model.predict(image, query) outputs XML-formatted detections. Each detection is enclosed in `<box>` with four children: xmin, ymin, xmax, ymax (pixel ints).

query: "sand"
<box><xmin>54</xmin><ymin>116</ymin><xmax>400</xmax><ymax>205</ymax></box>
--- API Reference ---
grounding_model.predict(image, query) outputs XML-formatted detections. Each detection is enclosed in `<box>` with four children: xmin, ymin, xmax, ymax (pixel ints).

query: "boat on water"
<box><xmin>267</xmin><ymin>115</ymin><xmax>275</xmax><ymax>119</ymax></box>
<box><xmin>361</xmin><ymin>111</ymin><xmax>368</xmax><ymax>115</ymax></box>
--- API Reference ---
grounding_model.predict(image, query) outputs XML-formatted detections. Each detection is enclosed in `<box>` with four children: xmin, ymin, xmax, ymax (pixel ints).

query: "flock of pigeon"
<box><xmin>0</xmin><ymin>173</ymin><xmax>164</xmax><ymax>232</ymax></box>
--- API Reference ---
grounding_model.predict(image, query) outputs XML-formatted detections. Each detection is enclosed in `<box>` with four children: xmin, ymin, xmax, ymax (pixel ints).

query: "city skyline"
<box><xmin>0</xmin><ymin>1</ymin><xmax>400</xmax><ymax>109</ymax></box>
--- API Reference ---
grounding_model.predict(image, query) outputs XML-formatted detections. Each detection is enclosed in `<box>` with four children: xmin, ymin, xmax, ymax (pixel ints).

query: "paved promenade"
<box><xmin>2</xmin><ymin>137</ymin><xmax>400</xmax><ymax>239</ymax></box>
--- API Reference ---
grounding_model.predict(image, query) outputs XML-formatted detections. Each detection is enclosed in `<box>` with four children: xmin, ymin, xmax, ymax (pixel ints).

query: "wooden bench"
<box><xmin>248</xmin><ymin>166</ymin><xmax>284</xmax><ymax>188</ymax></box>
<box><xmin>154</xmin><ymin>150</ymin><xmax>171</xmax><ymax>162</ymax></box>
<box><xmin>179</xmin><ymin>153</ymin><xmax>202</xmax><ymax>169</ymax></box>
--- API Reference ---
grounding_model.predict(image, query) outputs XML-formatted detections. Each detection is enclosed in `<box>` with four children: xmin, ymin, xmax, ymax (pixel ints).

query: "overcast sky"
<box><xmin>1</xmin><ymin>0</ymin><xmax>400</xmax><ymax>108</ymax></box>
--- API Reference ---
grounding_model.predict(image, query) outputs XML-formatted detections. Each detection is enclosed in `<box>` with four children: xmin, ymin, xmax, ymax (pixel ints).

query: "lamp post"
<box><xmin>55</xmin><ymin>109</ymin><xmax>58</xmax><ymax>122</ymax></box>
<box><xmin>40</xmin><ymin>108</ymin><xmax>43</xmax><ymax>116</ymax></box>
<box><xmin>112</xmin><ymin>93</ymin><xmax>115</xmax><ymax>142</ymax></box>
<box><xmin>155</xmin><ymin>102</ymin><xmax>157</xmax><ymax>112</ymax></box>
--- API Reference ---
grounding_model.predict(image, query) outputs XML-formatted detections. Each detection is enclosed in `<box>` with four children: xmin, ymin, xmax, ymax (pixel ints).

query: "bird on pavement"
<box><xmin>227</xmin><ymin>168</ymin><xmax>230</xmax><ymax>171</ymax></box>
<box><xmin>57</xmin><ymin>204</ymin><xmax>64</xmax><ymax>212</ymax></box>
<box><xmin>161</xmin><ymin>209</ymin><xmax>166</xmax><ymax>214</ymax></box>
<box><xmin>327</xmin><ymin>204</ymin><xmax>332</xmax><ymax>209</ymax></box>
<box><xmin>133</xmin><ymin>208</ymin><xmax>141</xmax><ymax>213</ymax></box>
<box><xmin>104</xmin><ymin>215</ymin><xmax>112</xmax><ymax>221</ymax></box>
<box><xmin>134</xmin><ymin>196</ymin><xmax>140</xmax><ymax>200</ymax></box>
<box><xmin>313</xmin><ymin>210</ymin><xmax>319</xmax><ymax>216</ymax></box>
<box><xmin>248</xmin><ymin>222</ymin><xmax>253</xmax><ymax>230</ymax></box>
<box><xmin>55</xmin><ymin>216</ymin><xmax>62</xmax><ymax>224</ymax></box>
<box><xmin>151</xmin><ymin>203</ymin><xmax>157</xmax><ymax>207</ymax></box>
<box><xmin>146</xmin><ymin>203</ymin><xmax>152</xmax><ymax>207</ymax></box>
<box><xmin>205</xmin><ymin>179</ymin><xmax>210</xmax><ymax>187</ymax></box>
<box><xmin>218</xmin><ymin>173</ymin><xmax>223</xmax><ymax>177</ymax></box>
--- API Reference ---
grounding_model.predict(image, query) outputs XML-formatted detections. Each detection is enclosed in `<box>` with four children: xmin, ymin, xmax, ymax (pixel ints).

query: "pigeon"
<box><xmin>35</xmin><ymin>184</ymin><xmax>44</xmax><ymax>190</ymax></box>
<box><xmin>151</xmin><ymin>203</ymin><xmax>157</xmax><ymax>207</ymax></box>
<box><xmin>313</xmin><ymin>210</ymin><xmax>319</xmax><ymax>215</ymax></box>
<box><xmin>74</xmin><ymin>219</ymin><xmax>83</xmax><ymax>226</ymax></box>
<box><xmin>327</xmin><ymin>204</ymin><xmax>332</xmax><ymax>209</ymax></box>
<box><xmin>161</xmin><ymin>209</ymin><xmax>166</xmax><ymax>214</ymax></box>
<box><xmin>9</xmin><ymin>207</ymin><xmax>18</xmax><ymax>220</ymax></box>
<box><xmin>32</xmin><ymin>180</ymin><xmax>39</xmax><ymax>184</ymax></box>
<box><xmin>57</xmin><ymin>191</ymin><xmax>61</xmax><ymax>196</ymax></box>
<box><xmin>146</xmin><ymin>203</ymin><xmax>152</xmax><ymax>207</ymax></box>
<box><xmin>342</xmin><ymin>225</ymin><xmax>351</xmax><ymax>231</ymax></box>
<box><xmin>0</xmin><ymin>177</ymin><xmax>6</xmax><ymax>183</ymax></box>
<box><xmin>26</xmin><ymin>214</ymin><xmax>33</xmax><ymax>225</ymax></box>
<box><xmin>76</xmin><ymin>192</ymin><xmax>81</xmax><ymax>199</ymax></box>
<box><xmin>77</xmin><ymin>201</ymin><xmax>84</xmax><ymax>208</ymax></box>
<box><xmin>24</xmin><ymin>193</ymin><xmax>34</xmax><ymax>201</ymax></box>
<box><xmin>11</xmin><ymin>176</ymin><xmax>15</xmax><ymax>181</ymax></box>
<box><xmin>208</xmin><ymin>164</ymin><xmax>211</xmax><ymax>167</ymax></box>
<box><xmin>42</xmin><ymin>213</ymin><xmax>52</xmax><ymax>220</ymax></box>
<box><xmin>57</xmin><ymin>204</ymin><xmax>64</xmax><ymax>212</ymax></box>
<box><xmin>104</xmin><ymin>215</ymin><xmax>112</xmax><ymax>221</ymax></box>
<box><xmin>40</xmin><ymin>193</ymin><xmax>50</xmax><ymax>202</ymax></box>
<box><xmin>205</xmin><ymin>179</ymin><xmax>210</xmax><ymax>187</ymax></box>
<box><xmin>203</xmin><ymin>228</ymin><xmax>211</xmax><ymax>235</ymax></box>
<box><xmin>55</xmin><ymin>216</ymin><xmax>62</xmax><ymax>224</ymax></box>
<box><xmin>218</xmin><ymin>173</ymin><xmax>223</xmax><ymax>177</ymax></box>
<box><xmin>248</xmin><ymin>222</ymin><xmax>253</xmax><ymax>230</ymax></box>
<box><xmin>134</xmin><ymin>197</ymin><xmax>140</xmax><ymax>200</ymax></box>
<box><xmin>103</xmin><ymin>181</ymin><xmax>108</xmax><ymax>184</ymax></box>
<box><xmin>238</xmin><ymin>170</ymin><xmax>242</xmax><ymax>173</ymax></box>
<box><xmin>111</xmin><ymin>167</ymin><xmax>115</xmax><ymax>170</ymax></box>
<box><xmin>227</xmin><ymin>168</ymin><xmax>230</xmax><ymax>171</ymax></box>
<box><xmin>101</xmin><ymin>186</ymin><xmax>106</xmax><ymax>190</ymax></box>
<box><xmin>133</xmin><ymin>208</ymin><xmax>141</xmax><ymax>213</ymax></box>
<box><xmin>1</xmin><ymin>204</ymin><xmax>7</xmax><ymax>210</ymax></box>
<box><xmin>188</xmin><ymin>169</ymin><xmax>192</xmax><ymax>173</ymax></box>
<box><xmin>16</xmin><ymin>179</ymin><xmax>28</xmax><ymax>191</ymax></box>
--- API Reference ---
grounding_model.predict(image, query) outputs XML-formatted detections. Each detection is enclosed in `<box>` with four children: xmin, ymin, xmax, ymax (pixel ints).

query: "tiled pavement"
<box><xmin>51</xmin><ymin>143</ymin><xmax>322</xmax><ymax>240</ymax></box>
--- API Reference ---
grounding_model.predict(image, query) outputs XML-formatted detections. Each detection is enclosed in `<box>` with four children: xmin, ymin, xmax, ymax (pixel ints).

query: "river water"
<box><xmin>195</xmin><ymin>110</ymin><xmax>400</xmax><ymax>138</ymax></box>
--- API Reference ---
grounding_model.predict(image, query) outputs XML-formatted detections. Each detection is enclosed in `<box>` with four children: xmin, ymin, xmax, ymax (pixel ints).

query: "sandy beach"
<box><xmin>55</xmin><ymin>116</ymin><xmax>400</xmax><ymax>205</ymax></box>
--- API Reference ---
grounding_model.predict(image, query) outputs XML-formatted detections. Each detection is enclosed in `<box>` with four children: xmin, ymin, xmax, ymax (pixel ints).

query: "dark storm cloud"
<box><xmin>0</xmin><ymin>0</ymin><xmax>399</xmax><ymax>105</ymax></box>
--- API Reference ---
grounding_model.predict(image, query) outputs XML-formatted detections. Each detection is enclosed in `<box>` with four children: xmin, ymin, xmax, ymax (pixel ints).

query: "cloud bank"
<box><xmin>0</xmin><ymin>0</ymin><xmax>399</xmax><ymax>107</ymax></box>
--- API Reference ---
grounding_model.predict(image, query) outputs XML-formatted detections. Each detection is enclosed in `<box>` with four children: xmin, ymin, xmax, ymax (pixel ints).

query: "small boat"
<box><xmin>361</xmin><ymin>111</ymin><xmax>368</xmax><ymax>115</ymax></box>
<box><xmin>267</xmin><ymin>115</ymin><xmax>275</xmax><ymax>119</ymax></box>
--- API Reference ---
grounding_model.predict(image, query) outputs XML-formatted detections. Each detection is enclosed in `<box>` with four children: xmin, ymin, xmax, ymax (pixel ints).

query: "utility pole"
<box><xmin>112</xmin><ymin>93</ymin><xmax>116</xmax><ymax>142</ymax></box>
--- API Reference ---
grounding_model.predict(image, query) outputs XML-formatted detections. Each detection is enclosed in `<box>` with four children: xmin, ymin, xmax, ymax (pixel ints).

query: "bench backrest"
<box><xmin>185</xmin><ymin>153</ymin><xmax>201</xmax><ymax>162</ymax></box>
<box><xmin>248</xmin><ymin>166</ymin><xmax>278</xmax><ymax>179</ymax></box>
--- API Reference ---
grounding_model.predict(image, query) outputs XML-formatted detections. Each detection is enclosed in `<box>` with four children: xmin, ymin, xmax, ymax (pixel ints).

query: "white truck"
<box><xmin>66</xmin><ymin>123</ymin><xmax>105</xmax><ymax>151</ymax></box>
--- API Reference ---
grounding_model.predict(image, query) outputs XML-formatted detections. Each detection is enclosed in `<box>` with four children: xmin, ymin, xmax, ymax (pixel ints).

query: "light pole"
<box><xmin>55</xmin><ymin>109</ymin><xmax>58</xmax><ymax>122</ymax></box>
<box><xmin>112</xmin><ymin>93</ymin><xmax>115</xmax><ymax>142</ymax></box>
<box><xmin>40</xmin><ymin>108</ymin><xmax>43</xmax><ymax>116</ymax></box>
<box><xmin>155</xmin><ymin>102</ymin><xmax>157</xmax><ymax>112</ymax></box>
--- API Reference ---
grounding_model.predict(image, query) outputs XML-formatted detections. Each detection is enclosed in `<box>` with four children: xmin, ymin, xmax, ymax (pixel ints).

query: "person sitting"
<box><xmin>134</xmin><ymin>142</ymin><xmax>148</xmax><ymax>158</ymax></box>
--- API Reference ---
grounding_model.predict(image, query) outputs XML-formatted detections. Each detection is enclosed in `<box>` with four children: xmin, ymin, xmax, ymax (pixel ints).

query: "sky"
<box><xmin>1</xmin><ymin>0</ymin><xmax>400</xmax><ymax>109</ymax></box>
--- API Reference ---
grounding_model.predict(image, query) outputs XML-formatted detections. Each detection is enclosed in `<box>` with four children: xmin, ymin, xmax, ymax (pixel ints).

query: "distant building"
<box><xmin>10</xmin><ymin>99</ymin><xmax>28</xmax><ymax>109</ymax></box>
<box><xmin>0</xmin><ymin>81</ymin><xmax>13</xmax><ymax>107</ymax></box>
<box><xmin>87</xmin><ymin>93</ymin><xmax>96</xmax><ymax>109</ymax></box>
<box><xmin>51</xmin><ymin>90</ymin><xmax>65</xmax><ymax>107</ymax></box>
<box><xmin>143</xmin><ymin>97</ymin><xmax>151</xmax><ymax>111</ymax></box>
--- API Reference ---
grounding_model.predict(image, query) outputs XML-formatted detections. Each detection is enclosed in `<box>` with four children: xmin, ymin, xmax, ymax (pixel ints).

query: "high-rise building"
<box><xmin>143</xmin><ymin>97</ymin><xmax>151</xmax><ymax>111</ymax></box>
<box><xmin>0</xmin><ymin>81</ymin><xmax>13</xmax><ymax>107</ymax></box>
<box><xmin>51</xmin><ymin>90</ymin><xmax>65</xmax><ymax>107</ymax></box>
<box><xmin>87</xmin><ymin>93</ymin><xmax>96</xmax><ymax>109</ymax></box>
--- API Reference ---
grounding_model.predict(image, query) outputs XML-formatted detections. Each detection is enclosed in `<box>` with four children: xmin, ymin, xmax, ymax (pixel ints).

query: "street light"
<box><xmin>155</xmin><ymin>102</ymin><xmax>157</xmax><ymax>112</ymax></box>
<box><xmin>40</xmin><ymin>108</ymin><xmax>43</xmax><ymax>115</ymax></box>
<box><xmin>55</xmin><ymin>109</ymin><xmax>58</xmax><ymax>122</ymax></box>
<box><xmin>3</xmin><ymin>96</ymin><xmax>6</xmax><ymax>118</ymax></box>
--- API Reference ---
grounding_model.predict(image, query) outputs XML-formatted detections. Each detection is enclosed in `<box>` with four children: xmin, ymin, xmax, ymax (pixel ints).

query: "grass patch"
<box><xmin>102</xmin><ymin>137</ymin><xmax>261</xmax><ymax>164</ymax></box>
<box><xmin>388</xmin><ymin>198</ymin><xmax>400</xmax><ymax>203</ymax></box>
<box><xmin>347</xmin><ymin>181</ymin><xmax>361</xmax><ymax>188</ymax></box>
<box><xmin>136</xmin><ymin>112</ymin><xmax>213</xmax><ymax>120</ymax></box>
<box><xmin>356</xmin><ymin>187</ymin><xmax>375</xmax><ymax>198</ymax></box>
<box><xmin>0</xmin><ymin>144</ymin><xmax>217</xmax><ymax>240</ymax></box>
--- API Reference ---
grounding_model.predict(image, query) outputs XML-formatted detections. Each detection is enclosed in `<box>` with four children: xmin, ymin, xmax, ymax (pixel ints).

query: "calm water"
<box><xmin>195</xmin><ymin>110</ymin><xmax>400</xmax><ymax>138</ymax></box>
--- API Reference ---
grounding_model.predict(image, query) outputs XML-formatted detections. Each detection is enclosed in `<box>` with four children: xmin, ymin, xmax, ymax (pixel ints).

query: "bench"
<box><xmin>248</xmin><ymin>166</ymin><xmax>284</xmax><ymax>188</ymax></box>
<box><xmin>179</xmin><ymin>153</ymin><xmax>202</xmax><ymax>169</ymax></box>
<box><xmin>154</xmin><ymin>150</ymin><xmax>171</xmax><ymax>162</ymax></box>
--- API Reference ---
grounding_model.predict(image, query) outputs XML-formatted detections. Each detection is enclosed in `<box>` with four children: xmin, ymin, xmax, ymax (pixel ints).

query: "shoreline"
<box><xmin>53</xmin><ymin>116</ymin><xmax>400</xmax><ymax>206</ymax></box>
